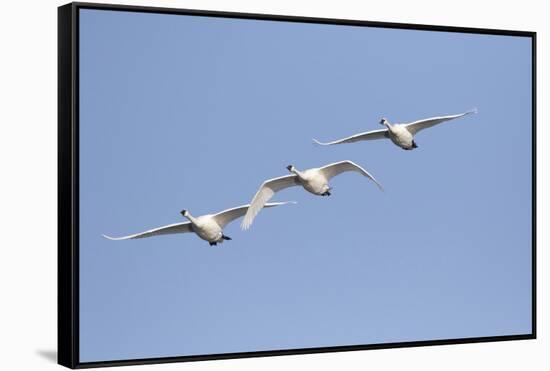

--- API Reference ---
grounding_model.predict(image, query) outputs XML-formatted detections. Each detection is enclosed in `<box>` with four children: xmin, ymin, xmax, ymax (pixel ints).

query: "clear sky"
<box><xmin>78</xmin><ymin>9</ymin><xmax>533</xmax><ymax>362</ymax></box>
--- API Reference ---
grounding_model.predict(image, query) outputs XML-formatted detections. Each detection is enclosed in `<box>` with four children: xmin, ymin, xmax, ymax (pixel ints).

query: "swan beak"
<box><xmin>286</xmin><ymin>165</ymin><xmax>293</xmax><ymax>172</ymax></box>
<box><xmin>180</xmin><ymin>209</ymin><xmax>187</xmax><ymax>217</ymax></box>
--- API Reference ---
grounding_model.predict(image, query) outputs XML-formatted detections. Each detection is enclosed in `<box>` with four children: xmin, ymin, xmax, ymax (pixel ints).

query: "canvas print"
<box><xmin>74</xmin><ymin>6</ymin><xmax>533</xmax><ymax>364</ymax></box>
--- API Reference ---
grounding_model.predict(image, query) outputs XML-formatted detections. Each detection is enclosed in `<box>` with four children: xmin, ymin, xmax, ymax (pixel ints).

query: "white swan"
<box><xmin>103</xmin><ymin>202</ymin><xmax>294</xmax><ymax>246</ymax></box>
<box><xmin>313</xmin><ymin>109</ymin><xmax>477</xmax><ymax>150</ymax></box>
<box><xmin>241</xmin><ymin>160</ymin><xmax>383</xmax><ymax>230</ymax></box>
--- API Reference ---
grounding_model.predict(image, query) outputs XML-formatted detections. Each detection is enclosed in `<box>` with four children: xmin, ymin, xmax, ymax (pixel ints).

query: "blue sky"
<box><xmin>78</xmin><ymin>9</ymin><xmax>533</xmax><ymax>362</ymax></box>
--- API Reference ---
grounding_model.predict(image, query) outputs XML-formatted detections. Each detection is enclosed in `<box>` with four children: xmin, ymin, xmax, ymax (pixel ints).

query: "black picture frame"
<box><xmin>58</xmin><ymin>2</ymin><xmax>537</xmax><ymax>368</ymax></box>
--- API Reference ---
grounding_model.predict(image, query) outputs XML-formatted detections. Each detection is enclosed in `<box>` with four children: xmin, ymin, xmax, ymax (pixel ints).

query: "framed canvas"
<box><xmin>58</xmin><ymin>2</ymin><xmax>536</xmax><ymax>369</ymax></box>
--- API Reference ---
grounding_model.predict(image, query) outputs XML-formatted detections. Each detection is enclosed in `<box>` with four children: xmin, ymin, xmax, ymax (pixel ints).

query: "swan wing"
<box><xmin>213</xmin><ymin>201</ymin><xmax>295</xmax><ymax>228</ymax></box>
<box><xmin>102</xmin><ymin>221</ymin><xmax>193</xmax><ymax>240</ymax></box>
<box><xmin>241</xmin><ymin>175</ymin><xmax>300</xmax><ymax>230</ymax></box>
<box><xmin>319</xmin><ymin>160</ymin><xmax>383</xmax><ymax>190</ymax></box>
<box><xmin>405</xmin><ymin>108</ymin><xmax>477</xmax><ymax>135</ymax></box>
<box><xmin>312</xmin><ymin>129</ymin><xmax>388</xmax><ymax>145</ymax></box>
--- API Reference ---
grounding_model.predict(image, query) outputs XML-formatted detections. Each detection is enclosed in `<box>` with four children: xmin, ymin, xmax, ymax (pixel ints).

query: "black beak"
<box><xmin>286</xmin><ymin>165</ymin><xmax>293</xmax><ymax>171</ymax></box>
<box><xmin>180</xmin><ymin>209</ymin><xmax>187</xmax><ymax>216</ymax></box>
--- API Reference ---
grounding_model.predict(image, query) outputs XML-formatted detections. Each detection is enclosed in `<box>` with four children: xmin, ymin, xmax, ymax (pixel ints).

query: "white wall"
<box><xmin>0</xmin><ymin>0</ymin><xmax>545</xmax><ymax>370</ymax></box>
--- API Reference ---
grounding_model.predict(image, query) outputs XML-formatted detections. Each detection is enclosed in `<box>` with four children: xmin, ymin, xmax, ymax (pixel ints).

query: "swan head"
<box><xmin>286</xmin><ymin>165</ymin><xmax>295</xmax><ymax>173</ymax></box>
<box><xmin>379</xmin><ymin>117</ymin><xmax>389</xmax><ymax>126</ymax></box>
<box><xmin>180</xmin><ymin>209</ymin><xmax>190</xmax><ymax>218</ymax></box>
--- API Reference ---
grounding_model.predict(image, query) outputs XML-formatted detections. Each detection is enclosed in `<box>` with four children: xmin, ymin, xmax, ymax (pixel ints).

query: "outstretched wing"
<box><xmin>102</xmin><ymin>222</ymin><xmax>193</xmax><ymax>240</ymax></box>
<box><xmin>319</xmin><ymin>160</ymin><xmax>383</xmax><ymax>191</ymax></box>
<box><xmin>241</xmin><ymin>175</ymin><xmax>300</xmax><ymax>230</ymax></box>
<box><xmin>213</xmin><ymin>201</ymin><xmax>295</xmax><ymax>228</ymax></box>
<box><xmin>313</xmin><ymin>129</ymin><xmax>388</xmax><ymax>146</ymax></box>
<box><xmin>405</xmin><ymin>108</ymin><xmax>477</xmax><ymax>135</ymax></box>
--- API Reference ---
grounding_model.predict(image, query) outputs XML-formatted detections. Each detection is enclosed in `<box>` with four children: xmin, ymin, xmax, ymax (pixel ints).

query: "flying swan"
<box><xmin>241</xmin><ymin>160</ymin><xmax>383</xmax><ymax>230</ymax></box>
<box><xmin>313</xmin><ymin>109</ymin><xmax>477</xmax><ymax>150</ymax></box>
<box><xmin>103</xmin><ymin>202</ymin><xmax>294</xmax><ymax>246</ymax></box>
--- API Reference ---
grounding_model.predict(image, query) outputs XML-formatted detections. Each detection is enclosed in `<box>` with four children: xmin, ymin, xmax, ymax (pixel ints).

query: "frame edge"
<box><xmin>72</xmin><ymin>1</ymin><xmax>536</xmax><ymax>36</ymax></box>
<box><xmin>58</xmin><ymin>2</ymin><xmax>78</xmax><ymax>369</ymax></box>
<box><xmin>531</xmin><ymin>31</ymin><xmax>537</xmax><ymax>339</ymax></box>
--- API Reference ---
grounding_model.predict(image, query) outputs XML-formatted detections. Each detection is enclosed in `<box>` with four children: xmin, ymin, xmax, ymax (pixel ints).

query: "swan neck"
<box><xmin>185</xmin><ymin>213</ymin><xmax>198</xmax><ymax>224</ymax></box>
<box><xmin>291</xmin><ymin>168</ymin><xmax>303</xmax><ymax>178</ymax></box>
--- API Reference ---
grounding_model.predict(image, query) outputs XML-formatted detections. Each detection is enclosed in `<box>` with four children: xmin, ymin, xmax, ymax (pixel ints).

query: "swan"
<box><xmin>241</xmin><ymin>160</ymin><xmax>383</xmax><ymax>230</ymax></box>
<box><xmin>103</xmin><ymin>201</ymin><xmax>294</xmax><ymax>246</ymax></box>
<box><xmin>313</xmin><ymin>109</ymin><xmax>477</xmax><ymax>150</ymax></box>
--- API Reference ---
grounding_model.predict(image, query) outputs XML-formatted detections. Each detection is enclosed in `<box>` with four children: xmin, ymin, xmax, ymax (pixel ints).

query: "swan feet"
<box><xmin>403</xmin><ymin>141</ymin><xmax>418</xmax><ymax>150</ymax></box>
<box><xmin>321</xmin><ymin>191</ymin><xmax>331</xmax><ymax>196</ymax></box>
<box><xmin>209</xmin><ymin>235</ymin><xmax>232</xmax><ymax>246</ymax></box>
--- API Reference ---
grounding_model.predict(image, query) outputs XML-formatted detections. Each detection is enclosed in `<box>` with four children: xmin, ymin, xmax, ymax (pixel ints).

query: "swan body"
<box><xmin>103</xmin><ymin>201</ymin><xmax>293</xmax><ymax>246</ymax></box>
<box><xmin>185</xmin><ymin>213</ymin><xmax>225</xmax><ymax>243</ymax></box>
<box><xmin>294</xmin><ymin>167</ymin><xmax>331</xmax><ymax>195</ymax></box>
<box><xmin>385</xmin><ymin>122</ymin><xmax>415</xmax><ymax>149</ymax></box>
<box><xmin>241</xmin><ymin>160</ymin><xmax>383</xmax><ymax>230</ymax></box>
<box><xmin>313</xmin><ymin>109</ymin><xmax>477</xmax><ymax>150</ymax></box>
